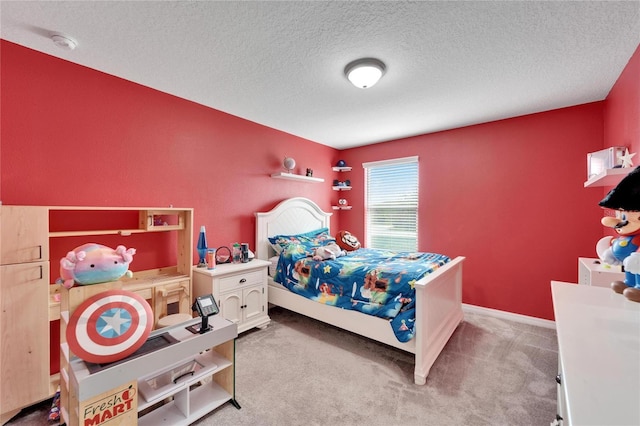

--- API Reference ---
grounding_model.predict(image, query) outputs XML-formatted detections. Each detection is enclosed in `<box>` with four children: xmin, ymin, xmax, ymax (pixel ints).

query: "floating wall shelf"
<box><xmin>332</xmin><ymin>166</ymin><xmax>352</xmax><ymax>172</ymax></box>
<box><xmin>271</xmin><ymin>172</ymin><xmax>324</xmax><ymax>183</ymax></box>
<box><xmin>584</xmin><ymin>168</ymin><xmax>630</xmax><ymax>187</ymax></box>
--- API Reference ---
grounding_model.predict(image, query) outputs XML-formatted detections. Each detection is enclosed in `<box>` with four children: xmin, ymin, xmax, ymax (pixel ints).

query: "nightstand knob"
<box><xmin>555</xmin><ymin>374</ymin><xmax>562</xmax><ymax>385</ymax></box>
<box><xmin>239</xmin><ymin>278</ymin><xmax>246</xmax><ymax>284</ymax></box>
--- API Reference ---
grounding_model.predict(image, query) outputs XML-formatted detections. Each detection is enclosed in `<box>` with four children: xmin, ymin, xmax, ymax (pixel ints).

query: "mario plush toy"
<box><xmin>597</xmin><ymin>166</ymin><xmax>640</xmax><ymax>302</ymax></box>
<box><xmin>336</xmin><ymin>230</ymin><xmax>361</xmax><ymax>251</ymax></box>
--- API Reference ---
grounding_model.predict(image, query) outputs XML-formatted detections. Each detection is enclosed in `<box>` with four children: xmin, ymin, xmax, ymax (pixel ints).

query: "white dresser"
<box><xmin>551</xmin><ymin>281</ymin><xmax>640</xmax><ymax>425</ymax></box>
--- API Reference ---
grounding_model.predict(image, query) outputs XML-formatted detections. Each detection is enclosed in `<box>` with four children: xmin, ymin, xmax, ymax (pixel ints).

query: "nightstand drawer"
<box><xmin>218</xmin><ymin>270</ymin><xmax>263</xmax><ymax>291</ymax></box>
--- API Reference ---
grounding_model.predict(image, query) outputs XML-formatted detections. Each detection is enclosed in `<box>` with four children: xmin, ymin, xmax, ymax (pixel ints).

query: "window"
<box><xmin>363</xmin><ymin>156</ymin><xmax>418</xmax><ymax>251</ymax></box>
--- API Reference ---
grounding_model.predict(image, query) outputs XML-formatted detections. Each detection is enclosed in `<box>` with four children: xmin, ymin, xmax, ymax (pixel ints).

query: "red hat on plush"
<box><xmin>336</xmin><ymin>230</ymin><xmax>361</xmax><ymax>251</ymax></box>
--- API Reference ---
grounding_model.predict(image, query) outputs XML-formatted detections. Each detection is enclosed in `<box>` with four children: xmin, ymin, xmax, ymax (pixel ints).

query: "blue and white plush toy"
<box><xmin>312</xmin><ymin>242</ymin><xmax>346</xmax><ymax>261</ymax></box>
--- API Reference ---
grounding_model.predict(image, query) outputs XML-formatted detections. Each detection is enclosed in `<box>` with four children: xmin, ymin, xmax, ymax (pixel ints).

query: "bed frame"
<box><xmin>255</xmin><ymin>197</ymin><xmax>464</xmax><ymax>385</ymax></box>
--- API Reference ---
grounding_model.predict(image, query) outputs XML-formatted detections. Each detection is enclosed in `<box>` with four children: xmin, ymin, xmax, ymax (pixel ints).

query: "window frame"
<box><xmin>362</xmin><ymin>156</ymin><xmax>419</xmax><ymax>251</ymax></box>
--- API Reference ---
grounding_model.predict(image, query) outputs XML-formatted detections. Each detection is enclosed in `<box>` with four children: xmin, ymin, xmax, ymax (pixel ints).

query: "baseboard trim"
<box><xmin>462</xmin><ymin>303</ymin><xmax>556</xmax><ymax>329</ymax></box>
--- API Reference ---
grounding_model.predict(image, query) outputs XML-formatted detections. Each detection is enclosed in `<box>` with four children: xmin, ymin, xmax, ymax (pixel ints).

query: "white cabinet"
<box><xmin>193</xmin><ymin>260</ymin><xmax>271</xmax><ymax>333</ymax></box>
<box><xmin>551</xmin><ymin>281</ymin><xmax>640</xmax><ymax>426</ymax></box>
<box><xmin>219</xmin><ymin>285</ymin><xmax>264</xmax><ymax>327</ymax></box>
<box><xmin>577</xmin><ymin>257</ymin><xmax>624</xmax><ymax>287</ymax></box>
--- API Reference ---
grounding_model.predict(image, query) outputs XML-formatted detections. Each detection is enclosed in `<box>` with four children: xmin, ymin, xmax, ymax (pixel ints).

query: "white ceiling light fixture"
<box><xmin>344</xmin><ymin>58</ymin><xmax>386</xmax><ymax>89</ymax></box>
<box><xmin>51</xmin><ymin>34</ymin><xmax>78</xmax><ymax>50</ymax></box>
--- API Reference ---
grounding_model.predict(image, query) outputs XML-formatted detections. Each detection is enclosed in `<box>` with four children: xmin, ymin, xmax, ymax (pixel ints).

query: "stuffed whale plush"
<box><xmin>58</xmin><ymin>243</ymin><xmax>136</xmax><ymax>288</ymax></box>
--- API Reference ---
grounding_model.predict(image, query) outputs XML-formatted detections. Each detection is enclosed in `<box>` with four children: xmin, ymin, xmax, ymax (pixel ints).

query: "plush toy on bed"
<box><xmin>58</xmin><ymin>243</ymin><xmax>136</xmax><ymax>289</ymax></box>
<box><xmin>312</xmin><ymin>242</ymin><xmax>346</xmax><ymax>261</ymax></box>
<box><xmin>336</xmin><ymin>230</ymin><xmax>361</xmax><ymax>251</ymax></box>
<box><xmin>597</xmin><ymin>165</ymin><xmax>640</xmax><ymax>303</ymax></box>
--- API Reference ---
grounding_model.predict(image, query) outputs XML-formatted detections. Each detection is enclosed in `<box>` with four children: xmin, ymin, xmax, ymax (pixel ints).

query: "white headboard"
<box><xmin>255</xmin><ymin>197</ymin><xmax>332</xmax><ymax>261</ymax></box>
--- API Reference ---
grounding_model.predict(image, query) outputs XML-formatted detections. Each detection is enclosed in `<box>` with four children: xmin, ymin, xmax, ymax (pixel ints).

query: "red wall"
<box><xmin>0</xmin><ymin>41</ymin><xmax>336</xmax><ymax>252</ymax></box>
<box><xmin>2</xmin><ymin>39</ymin><xmax>639</xmax><ymax>326</ymax></box>
<box><xmin>1</xmin><ymin>41</ymin><xmax>337</xmax><ymax>373</ymax></box>
<box><xmin>604</xmin><ymin>43</ymin><xmax>640</xmax><ymax>165</ymax></box>
<box><xmin>336</xmin><ymin>104</ymin><xmax>606</xmax><ymax>320</ymax></box>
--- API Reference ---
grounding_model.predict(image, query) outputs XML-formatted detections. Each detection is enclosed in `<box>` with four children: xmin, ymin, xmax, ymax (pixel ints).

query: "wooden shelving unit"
<box><xmin>0</xmin><ymin>205</ymin><xmax>194</xmax><ymax>422</ymax></box>
<box><xmin>48</xmin><ymin>207</ymin><xmax>194</xmax><ymax>328</ymax></box>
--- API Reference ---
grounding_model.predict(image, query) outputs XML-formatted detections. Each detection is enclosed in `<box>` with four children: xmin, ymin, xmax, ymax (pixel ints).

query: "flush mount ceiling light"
<box><xmin>51</xmin><ymin>34</ymin><xmax>77</xmax><ymax>51</ymax></box>
<box><xmin>344</xmin><ymin>58</ymin><xmax>386</xmax><ymax>89</ymax></box>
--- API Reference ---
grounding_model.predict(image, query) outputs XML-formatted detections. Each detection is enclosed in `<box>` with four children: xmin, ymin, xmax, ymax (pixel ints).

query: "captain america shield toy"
<box><xmin>66</xmin><ymin>289</ymin><xmax>153</xmax><ymax>364</ymax></box>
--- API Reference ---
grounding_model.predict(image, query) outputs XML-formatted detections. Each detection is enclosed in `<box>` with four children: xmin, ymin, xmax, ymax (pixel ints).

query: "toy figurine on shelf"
<box><xmin>596</xmin><ymin>165</ymin><xmax>640</xmax><ymax>302</ymax></box>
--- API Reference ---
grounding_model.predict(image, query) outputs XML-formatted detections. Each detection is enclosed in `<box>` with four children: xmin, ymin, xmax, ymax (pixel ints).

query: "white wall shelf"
<box><xmin>331</xmin><ymin>165</ymin><xmax>351</xmax><ymax>210</ymax></box>
<box><xmin>584</xmin><ymin>167</ymin><xmax>630</xmax><ymax>187</ymax></box>
<box><xmin>271</xmin><ymin>172</ymin><xmax>324</xmax><ymax>183</ymax></box>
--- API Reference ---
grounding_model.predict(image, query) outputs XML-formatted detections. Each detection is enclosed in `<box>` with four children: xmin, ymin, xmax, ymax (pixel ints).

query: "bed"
<box><xmin>255</xmin><ymin>197</ymin><xmax>464</xmax><ymax>385</ymax></box>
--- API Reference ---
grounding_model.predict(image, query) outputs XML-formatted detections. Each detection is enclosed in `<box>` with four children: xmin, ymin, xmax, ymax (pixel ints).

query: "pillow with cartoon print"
<box><xmin>268</xmin><ymin>227</ymin><xmax>335</xmax><ymax>254</ymax></box>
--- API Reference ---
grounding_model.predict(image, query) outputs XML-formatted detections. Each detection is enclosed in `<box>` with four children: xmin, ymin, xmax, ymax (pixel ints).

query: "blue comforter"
<box><xmin>274</xmin><ymin>247</ymin><xmax>450</xmax><ymax>342</ymax></box>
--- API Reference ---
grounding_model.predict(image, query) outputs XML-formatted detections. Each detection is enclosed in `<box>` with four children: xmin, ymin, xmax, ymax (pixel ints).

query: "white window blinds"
<box><xmin>363</xmin><ymin>156</ymin><xmax>418</xmax><ymax>251</ymax></box>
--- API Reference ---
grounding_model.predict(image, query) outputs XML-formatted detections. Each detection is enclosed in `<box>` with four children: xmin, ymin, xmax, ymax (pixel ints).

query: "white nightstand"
<box><xmin>578</xmin><ymin>257</ymin><xmax>624</xmax><ymax>287</ymax></box>
<box><xmin>192</xmin><ymin>259</ymin><xmax>271</xmax><ymax>333</ymax></box>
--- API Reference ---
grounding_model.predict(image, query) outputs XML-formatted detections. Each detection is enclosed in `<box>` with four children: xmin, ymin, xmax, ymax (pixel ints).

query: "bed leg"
<box><xmin>414</xmin><ymin>370</ymin><xmax>428</xmax><ymax>385</ymax></box>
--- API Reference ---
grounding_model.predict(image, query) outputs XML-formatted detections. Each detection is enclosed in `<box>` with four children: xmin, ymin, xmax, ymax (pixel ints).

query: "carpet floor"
<box><xmin>6</xmin><ymin>306</ymin><xmax>558</xmax><ymax>425</ymax></box>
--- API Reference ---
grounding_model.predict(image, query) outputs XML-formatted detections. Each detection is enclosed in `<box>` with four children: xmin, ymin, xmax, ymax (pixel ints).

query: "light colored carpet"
<box><xmin>7</xmin><ymin>307</ymin><xmax>558</xmax><ymax>426</ymax></box>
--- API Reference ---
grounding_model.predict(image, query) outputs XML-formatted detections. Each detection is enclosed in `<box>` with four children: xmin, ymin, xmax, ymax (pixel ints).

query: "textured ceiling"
<box><xmin>2</xmin><ymin>1</ymin><xmax>640</xmax><ymax>149</ymax></box>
